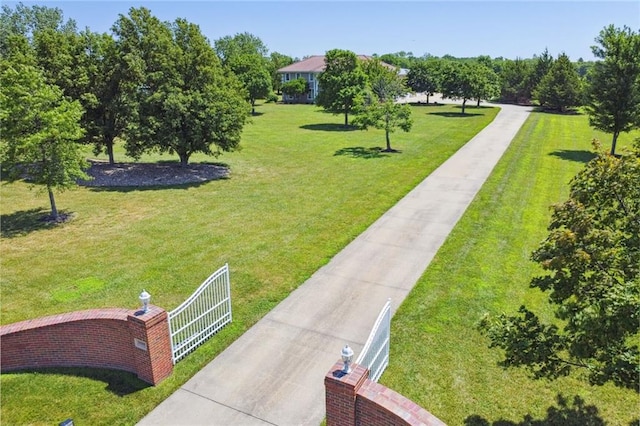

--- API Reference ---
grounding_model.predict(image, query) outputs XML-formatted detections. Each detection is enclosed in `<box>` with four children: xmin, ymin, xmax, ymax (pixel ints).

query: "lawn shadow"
<box><xmin>300</xmin><ymin>123</ymin><xmax>358</xmax><ymax>132</ymax></box>
<box><xmin>1</xmin><ymin>208</ymin><xmax>73</xmax><ymax>238</ymax></box>
<box><xmin>464</xmin><ymin>394</ymin><xmax>606</xmax><ymax>426</ymax></box>
<box><xmin>549</xmin><ymin>149</ymin><xmax>596</xmax><ymax>163</ymax></box>
<box><xmin>334</xmin><ymin>147</ymin><xmax>391</xmax><ymax>159</ymax></box>
<box><xmin>408</xmin><ymin>102</ymin><xmax>446</xmax><ymax>107</ymax></box>
<box><xmin>428</xmin><ymin>111</ymin><xmax>482</xmax><ymax>118</ymax></box>
<box><xmin>86</xmin><ymin>180</ymin><xmax>218</xmax><ymax>193</ymax></box>
<box><xmin>3</xmin><ymin>367</ymin><xmax>150</xmax><ymax>396</ymax></box>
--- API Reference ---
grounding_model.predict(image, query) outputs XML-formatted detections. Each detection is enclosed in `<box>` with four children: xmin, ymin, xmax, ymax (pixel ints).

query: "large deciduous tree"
<box><xmin>114</xmin><ymin>8</ymin><xmax>250</xmax><ymax>166</ymax></box>
<box><xmin>439</xmin><ymin>61</ymin><xmax>476</xmax><ymax>114</ymax></box>
<box><xmin>354</xmin><ymin>59</ymin><xmax>412</xmax><ymax>152</ymax></box>
<box><xmin>470</xmin><ymin>62</ymin><xmax>500</xmax><ymax>107</ymax></box>
<box><xmin>316</xmin><ymin>49</ymin><xmax>368</xmax><ymax>126</ymax></box>
<box><xmin>215</xmin><ymin>32</ymin><xmax>272</xmax><ymax>115</ymax></box>
<box><xmin>480</xmin><ymin>140</ymin><xmax>640</xmax><ymax>391</ymax></box>
<box><xmin>586</xmin><ymin>25</ymin><xmax>640</xmax><ymax>156</ymax></box>
<box><xmin>406</xmin><ymin>59</ymin><xmax>440</xmax><ymax>103</ymax></box>
<box><xmin>0</xmin><ymin>61</ymin><xmax>89</xmax><ymax>220</ymax></box>
<box><xmin>533</xmin><ymin>53</ymin><xmax>583</xmax><ymax>113</ymax></box>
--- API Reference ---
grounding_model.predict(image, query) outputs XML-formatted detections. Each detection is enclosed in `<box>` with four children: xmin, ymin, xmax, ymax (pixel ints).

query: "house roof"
<box><xmin>277</xmin><ymin>55</ymin><xmax>394</xmax><ymax>73</ymax></box>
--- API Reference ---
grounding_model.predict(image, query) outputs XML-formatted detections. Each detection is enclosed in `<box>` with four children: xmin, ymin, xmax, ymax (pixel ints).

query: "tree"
<box><xmin>499</xmin><ymin>58</ymin><xmax>532</xmax><ymax>104</ymax></box>
<box><xmin>316</xmin><ymin>49</ymin><xmax>368</xmax><ymax>126</ymax></box>
<box><xmin>281</xmin><ymin>77</ymin><xmax>308</xmax><ymax>98</ymax></box>
<box><xmin>534</xmin><ymin>53</ymin><xmax>583</xmax><ymax>112</ymax></box>
<box><xmin>439</xmin><ymin>61</ymin><xmax>476</xmax><ymax>114</ymax></box>
<box><xmin>80</xmin><ymin>30</ymin><xmax>131</xmax><ymax>164</ymax></box>
<box><xmin>586</xmin><ymin>25</ymin><xmax>640</xmax><ymax>156</ymax></box>
<box><xmin>353</xmin><ymin>59</ymin><xmax>412</xmax><ymax>152</ymax></box>
<box><xmin>269</xmin><ymin>51</ymin><xmax>293</xmax><ymax>94</ymax></box>
<box><xmin>114</xmin><ymin>8</ymin><xmax>250</xmax><ymax>166</ymax></box>
<box><xmin>527</xmin><ymin>48</ymin><xmax>554</xmax><ymax>97</ymax></box>
<box><xmin>406</xmin><ymin>59</ymin><xmax>440</xmax><ymax>103</ymax></box>
<box><xmin>215</xmin><ymin>32</ymin><xmax>272</xmax><ymax>115</ymax></box>
<box><xmin>0</xmin><ymin>61</ymin><xmax>88</xmax><ymax>220</ymax></box>
<box><xmin>480</xmin><ymin>140</ymin><xmax>640</xmax><ymax>391</ymax></box>
<box><xmin>470</xmin><ymin>62</ymin><xmax>500</xmax><ymax>107</ymax></box>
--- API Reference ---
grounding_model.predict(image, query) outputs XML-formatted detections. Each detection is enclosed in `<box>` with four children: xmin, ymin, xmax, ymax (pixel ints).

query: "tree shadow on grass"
<box><xmin>334</xmin><ymin>147</ymin><xmax>391</xmax><ymax>159</ymax></box>
<box><xmin>300</xmin><ymin>123</ymin><xmax>358</xmax><ymax>132</ymax></box>
<box><xmin>1</xmin><ymin>208</ymin><xmax>72</xmax><ymax>238</ymax></box>
<box><xmin>428</xmin><ymin>111</ymin><xmax>482</xmax><ymax>118</ymax></box>
<box><xmin>408</xmin><ymin>102</ymin><xmax>446</xmax><ymax>107</ymax></box>
<box><xmin>549</xmin><ymin>149</ymin><xmax>596</xmax><ymax>163</ymax></box>
<box><xmin>464</xmin><ymin>395</ymin><xmax>606</xmax><ymax>426</ymax></box>
<box><xmin>4</xmin><ymin>367</ymin><xmax>150</xmax><ymax>396</ymax></box>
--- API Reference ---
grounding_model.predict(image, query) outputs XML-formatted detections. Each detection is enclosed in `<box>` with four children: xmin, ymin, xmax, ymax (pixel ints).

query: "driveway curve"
<box><xmin>139</xmin><ymin>101</ymin><xmax>532</xmax><ymax>426</ymax></box>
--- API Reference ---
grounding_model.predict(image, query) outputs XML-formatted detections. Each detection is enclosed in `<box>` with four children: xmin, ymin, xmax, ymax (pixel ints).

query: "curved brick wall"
<box><xmin>0</xmin><ymin>306</ymin><xmax>173</xmax><ymax>385</ymax></box>
<box><xmin>325</xmin><ymin>361</ymin><xmax>445</xmax><ymax>426</ymax></box>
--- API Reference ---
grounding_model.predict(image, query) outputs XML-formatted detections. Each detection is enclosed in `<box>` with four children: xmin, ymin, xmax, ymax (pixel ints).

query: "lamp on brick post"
<box><xmin>341</xmin><ymin>344</ymin><xmax>354</xmax><ymax>374</ymax></box>
<box><xmin>139</xmin><ymin>290</ymin><xmax>151</xmax><ymax>313</ymax></box>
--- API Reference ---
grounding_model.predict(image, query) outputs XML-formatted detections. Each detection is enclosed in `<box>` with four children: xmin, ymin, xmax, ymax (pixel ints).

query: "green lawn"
<box><xmin>380</xmin><ymin>110</ymin><xmax>639</xmax><ymax>425</ymax></box>
<box><xmin>1</xmin><ymin>102</ymin><xmax>498</xmax><ymax>425</ymax></box>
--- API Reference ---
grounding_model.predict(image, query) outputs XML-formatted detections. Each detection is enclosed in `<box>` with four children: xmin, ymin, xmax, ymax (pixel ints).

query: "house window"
<box><xmin>307</xmin><ymin>91</ymin><xmax>313</xmax><ymax>100</ymax></box>
<box><xmin>296</xmin><ymin>73</ymin><xmax>301</xmax><ymax>79</ymax></box>
<box><xmin>287</xmin><ymin>94</ymin><xmax>293</xmax><ymax>100</ymax></box>
<box><xmin>309</xmin><ymin>73</ymin><xmax>314</xmax><ymax>82</ymax></box>
<box><xmin>285</xmin><ymin>73</ymin><xmax>290</xmax><ymax>81</ymax></box>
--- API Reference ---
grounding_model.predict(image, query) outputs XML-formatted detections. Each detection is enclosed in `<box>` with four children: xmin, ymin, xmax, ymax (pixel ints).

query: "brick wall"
<box><xmin>0</xmin><ymin>305</ymin><xmax>173</xmax><ymax>385</ymax></box>
<box><xmin>325</xmin><ymin>360</ymin><xmax>446</xmax><ymax>426</ymax></box>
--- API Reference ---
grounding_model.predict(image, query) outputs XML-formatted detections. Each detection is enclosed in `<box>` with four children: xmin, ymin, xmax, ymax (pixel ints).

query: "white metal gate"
<box><xmin>356</xmin><ymin>299</ymin><xmax>391</xmax><ymax>382</ymax></box>
<box><xmin>168</xmin><ymin>264</ymin><xmax>232</xmax><ymax>364</ymax></box>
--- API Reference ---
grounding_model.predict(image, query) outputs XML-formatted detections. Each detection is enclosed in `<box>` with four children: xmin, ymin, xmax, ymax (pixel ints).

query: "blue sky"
<box><xmin>8</xmin><ymin>1</ymin><xmax>640</xmax><ymax>60</ymax></box>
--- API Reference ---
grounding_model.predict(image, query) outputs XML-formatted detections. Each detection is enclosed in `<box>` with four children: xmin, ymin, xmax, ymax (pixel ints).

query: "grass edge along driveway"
<box><xmin>381</xmin><ymin>110</ymin><xmax>639</xmax><ymax>426</ymax></box>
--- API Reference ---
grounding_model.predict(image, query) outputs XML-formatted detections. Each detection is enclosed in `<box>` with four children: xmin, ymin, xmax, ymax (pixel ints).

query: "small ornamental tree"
<box><xmin>480</xmin><ymin>140</ymin><xmax>640</xmax><ymax>391</ymax></box>
<box><xmin>354</xmin><ymin>59</ymin><xmax>412</xmax><ymax>152</ymax></box>
<box><xmin>0</xmin><ymin>61</ymin><xmax>89</xmax><ymax>220</ymax></box>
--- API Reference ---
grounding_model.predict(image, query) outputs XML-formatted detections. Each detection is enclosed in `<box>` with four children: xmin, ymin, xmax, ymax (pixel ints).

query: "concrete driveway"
<box><xmin>138</xmin><ymin>99</ymin><xmax>532</xmax><ymax>426</ymax></box>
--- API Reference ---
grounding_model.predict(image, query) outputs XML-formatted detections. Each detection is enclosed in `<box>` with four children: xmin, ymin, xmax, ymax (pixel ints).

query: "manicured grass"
<box><xmin>380</xmin><ymin>111</ymin><xmax>639</xmax><ymax>425</ymax></box>
<box><xmin>0</xmin><ymin>102</ymin><xmax>498</xmax><ymax>425</ymax></box>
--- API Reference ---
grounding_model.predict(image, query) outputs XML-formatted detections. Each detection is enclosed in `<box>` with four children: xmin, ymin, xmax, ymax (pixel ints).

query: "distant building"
<box><xmin>277</xmin><ymin>55</ymin><xmax>399</xmax><ymax>104</ymax></box>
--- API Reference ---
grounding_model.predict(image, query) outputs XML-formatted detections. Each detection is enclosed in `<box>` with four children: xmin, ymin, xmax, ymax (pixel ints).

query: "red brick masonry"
<box><xmin>0</xmin><ymin>305</ymin><xmax>173</xmax><ymax>385</ymax></box>
<box><xmin>325</xmin><ymin>360</ymin><xmax>446</xmax><ymax>426</ymax></box>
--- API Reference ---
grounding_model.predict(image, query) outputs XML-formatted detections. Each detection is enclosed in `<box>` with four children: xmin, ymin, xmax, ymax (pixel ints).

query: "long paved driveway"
<box><xmin>139</xmin><ymin>101</ymin><xmax>532</xmax><ymax>426</ymax></box>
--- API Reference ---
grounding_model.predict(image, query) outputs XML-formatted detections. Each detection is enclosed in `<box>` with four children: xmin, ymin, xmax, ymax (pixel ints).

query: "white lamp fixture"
<box><xmin>341</xmin><ymin>344</ymin><xmax>354</xmax><ymax>374</ymax></box>
<box><xmin>139</xmin><ymin>290</ymin><xmax>151</xmax><ymax>313</ymax></box>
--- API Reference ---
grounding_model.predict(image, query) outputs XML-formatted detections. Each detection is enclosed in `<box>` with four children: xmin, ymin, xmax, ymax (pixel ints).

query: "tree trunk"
<box><xmin>48</xmin><ymin>188</ymin><xmax>58</xmax><ymax>220</ymax></box>
<box><xmin>426</xmin><ymin>93</ymin><xmax>430</xmax><ymax>104</ymax></box>
<box><xmin>251</xmin><ymin>99</ymin><xmax>256</xmax><ymax>115</ymax></box>
<box><xmin>611</xmin><ymin>132</ymin><xmax>619</xmax><ymax>156</ymax></box>
<box><xmin>344</xmin><ymin>112</ymin><xmax>349</xmax><ymax>127</ymax></box>
<box><xmin>477</xmin><ymin>98</ymin><xmax>481</xmax><ymax>107</ymax></box>
<box><xmin>107</xmin><ymin>140</ymin><xmax>115</xmax><ymax>165</ymax></box>
<box><xmin>179</xmin><ymin>152</ymin><xmax>190</xmax><ymax>167</ymax></box>
<box><xmin>461</xmin><ymin>99</ymin><xmax>467</xmax><ymax>114</ymax></box>
<box><xmin>385</xmin><ymin>129</ymin><xmax>391</xmax><ymax>151</ymax></box>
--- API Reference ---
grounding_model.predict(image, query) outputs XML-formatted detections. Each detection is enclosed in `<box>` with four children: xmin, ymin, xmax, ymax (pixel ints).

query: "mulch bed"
<box><xmin>79</xmin><ymin>160</ymin><xmax>229</xmax><ymax>187</ymax></box>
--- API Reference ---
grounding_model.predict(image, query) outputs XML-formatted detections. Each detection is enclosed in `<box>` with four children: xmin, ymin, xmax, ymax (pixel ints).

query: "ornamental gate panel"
<box><xmin>356</xmin><ymin>299</ymin><xmax>391</xmax><ymax>382</ymax></box>
<box><xmin>168</xmin><ymin>264</ymin><xmax>232</xmax><ymax>364</ymax></box>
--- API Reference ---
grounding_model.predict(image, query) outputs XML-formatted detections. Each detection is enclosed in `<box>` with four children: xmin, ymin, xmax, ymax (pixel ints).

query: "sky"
<box><xmin>7</xmin><ymin>1</ymin><xmax>640</xmax><ymax>61</ymax></box>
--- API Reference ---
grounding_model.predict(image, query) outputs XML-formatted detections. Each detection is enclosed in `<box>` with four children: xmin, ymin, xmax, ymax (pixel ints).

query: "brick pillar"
<box><xmin>325</xmin><ymin>360</ymin><xmax>369</xmax><ymax>426</ymax></box>
<box><xmin>127</xmin><ymin>305</ymin><xmax>173</xmax><ymax>385</ymax></box>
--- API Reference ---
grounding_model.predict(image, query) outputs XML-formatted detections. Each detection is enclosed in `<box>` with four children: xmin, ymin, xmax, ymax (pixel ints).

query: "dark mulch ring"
<box><xmin>79</xmin><ymin>160</ymin><xmax>229</xmax><ymax>187</ymax></box>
